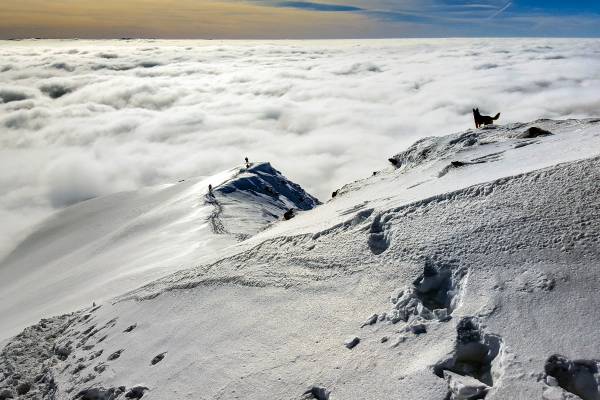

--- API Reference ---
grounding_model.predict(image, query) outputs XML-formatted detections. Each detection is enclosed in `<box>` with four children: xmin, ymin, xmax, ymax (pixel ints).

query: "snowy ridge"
<box><xmin>118</xmin><ymin>152</ymin><xmax>599</xmax><ymax>303</ymax></box>
<box><xmin>1</xmin><ymin>119</ymin><xmax>600</xmax><ymax>400</ymax></box>
<box><xmin>0</xmin><ymin>162</ymin><xmax>318</xmax><ymax>339</ymax></box>
<box><xmin>209</xmin><ymin>162</ymin><xmax>319</xmax><ymax>239</ymax></box>
<box><xmin>334</xmin><ymin>119</ymin><xmax>600</xmax><ymax>200</ymax></box>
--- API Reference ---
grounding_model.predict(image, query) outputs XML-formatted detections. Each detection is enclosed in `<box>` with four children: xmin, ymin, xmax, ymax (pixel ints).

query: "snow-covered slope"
<box><xmin>1</xmin><ymin>119</ymin><xmax>600</xmax><ymax>400</ymax></box>
<box><xmin>0</xmin><ymin>162</ymin><xmax>319</xmax><ymax>339</ymax></box>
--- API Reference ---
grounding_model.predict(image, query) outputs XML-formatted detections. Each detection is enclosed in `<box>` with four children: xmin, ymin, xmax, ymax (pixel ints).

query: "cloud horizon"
<box><xmin>1</xmin><ymin>38</ymin><xmax>600</xmax><ymax>260</ymax></box>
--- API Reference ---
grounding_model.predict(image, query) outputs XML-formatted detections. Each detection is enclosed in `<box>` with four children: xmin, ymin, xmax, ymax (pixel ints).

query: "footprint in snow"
<box><xmin>151</xmin><ymin>352</ymin><xmax>167</xmax><ymax>365</ymax></box>
<box><xmin>543</xmin><ymin>354</ymin><xmax>600</xmax><ymax>400</ymax></box>
<box><xmin>125</xmin><ymin>385</ymin><xmax>149</xmax><ymax>399</ymax></box>
<box><xmin>107</xmin><ymin>349</ymin><xmax>124</xmax><ymax>361</ymax></box>
<box><xmin>302</xmin><ymin>386</ymin><xmax>330</xmax><ymax>400</ymax></box>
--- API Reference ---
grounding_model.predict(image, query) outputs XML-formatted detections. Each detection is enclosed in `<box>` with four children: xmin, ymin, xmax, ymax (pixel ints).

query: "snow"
<box><xmin>1</xmin><ymin>118</ymin><xmax>600</xmax><ymax>400</ymax></box>
<box><xmin>0</xmin><ymin>162</ymin><xmax>318</xmax><ymax>339</ymax></box>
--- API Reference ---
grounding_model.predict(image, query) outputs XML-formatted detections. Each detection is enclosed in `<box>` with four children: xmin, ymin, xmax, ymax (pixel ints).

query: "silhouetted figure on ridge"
<box><xmin>473</xmin><ymin>108</ymin><xmax>500</xmax><ymax>128</ymax></box>
<box><xmin>245</xmin><ymin>157</ymin><xmax>250</xmax><ymax>168</ymax></box>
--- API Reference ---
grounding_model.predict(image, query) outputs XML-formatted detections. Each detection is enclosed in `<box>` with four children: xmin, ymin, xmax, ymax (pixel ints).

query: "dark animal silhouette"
<box><xmin>473</xmin><ymin>108</ymin><xmax>500</xmax><ymax>128</ymax></box>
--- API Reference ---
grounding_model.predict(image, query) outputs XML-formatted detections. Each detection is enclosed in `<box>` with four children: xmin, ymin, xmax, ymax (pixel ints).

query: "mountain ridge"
<box><xmin>1</xmin><ymin>118</ymin><xmax>600</xmax><ymax>400</ymax></box>
<box><xmin>0</xmin><ymin>162</ymin><xmax>319</xmax><ymax>339</ymax></box>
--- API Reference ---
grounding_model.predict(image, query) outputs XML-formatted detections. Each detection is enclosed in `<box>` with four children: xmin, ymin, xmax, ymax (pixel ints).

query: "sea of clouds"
<box><xmin>1</xmin><ymin>38</ymin><xmax>600</xmax><ymax>257</ymax></box>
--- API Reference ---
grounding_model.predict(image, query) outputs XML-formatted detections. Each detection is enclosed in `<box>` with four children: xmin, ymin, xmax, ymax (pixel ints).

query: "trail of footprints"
<box><xmin>64</xmin><ymin>262</ymin><xmax>600</xmax><ymax>400</ymax></box>
<box><xmin>52</xmin><ymin>307</ymin><xmax>166</xmax><ymax>400</ymax></box>
<box><xmin>323</xmin><ymin>258</ymin><xmax>600</xmax><ymax>400</ymax></box>
<box><xmin>1</xmin><ymin>263</ymin><xmax>598</xmax><ymax>398</ymax></box>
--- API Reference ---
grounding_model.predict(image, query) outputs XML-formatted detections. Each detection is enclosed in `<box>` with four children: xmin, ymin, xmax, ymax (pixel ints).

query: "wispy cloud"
<box><xmin>243</xmin><ymin>0</ymin><xmax>600</xmax><ymax>36</ymax></box>
<box><xmin>489</xmin><ymin>1</ymin><xmax>512</xmax><ymax>19</ymax></box>
<box><xmin>275</xmin><ymin>1</ymin><xmax>363</xmax><ymax>12</ymax></box>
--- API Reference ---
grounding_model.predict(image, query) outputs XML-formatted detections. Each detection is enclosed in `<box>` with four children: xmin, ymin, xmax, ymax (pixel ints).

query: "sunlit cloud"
<box><xmin>2</xmin><ymin>38</ymin><xmax>600</xmax><ymax>259</ymax></box>
<box><xmin>0</xmin><ymin>0</ymin><xmax>370</xmax><ymax>39</ymax></box>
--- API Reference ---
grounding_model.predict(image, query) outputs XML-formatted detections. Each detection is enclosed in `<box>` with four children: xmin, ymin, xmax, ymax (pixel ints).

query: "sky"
<box><xmin>1</xmin><ymin>1</ymin><xmax>600</xmax><ymax>39</ymax></box>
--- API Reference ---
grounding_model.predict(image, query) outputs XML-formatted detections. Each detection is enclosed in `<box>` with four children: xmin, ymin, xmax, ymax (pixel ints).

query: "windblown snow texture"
<box><xmin>1</xmin><ymin>119</ymin><xmax>600</xmax><ymax>400</ymax></box>
<box><xmin>0</xmin><ymin>162</ymin><xmax>318</xmax><ymax>339</ymax></box>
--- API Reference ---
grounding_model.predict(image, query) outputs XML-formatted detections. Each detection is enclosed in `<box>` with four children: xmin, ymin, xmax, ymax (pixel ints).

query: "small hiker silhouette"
<box><xmin>208</xmin><ymin>184</ymin><xmax>213</xmax><ymax>194</ymax></box>
<box><xmin>245</xmin><ymin>157</ymin><xmax>250</xmax><ymax>168</ymax></box>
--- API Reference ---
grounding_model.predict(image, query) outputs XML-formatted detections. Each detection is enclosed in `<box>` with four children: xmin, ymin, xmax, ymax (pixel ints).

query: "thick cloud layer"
<box><xmin>1</xmin><ymin>38</ymin><xmax>600</xmax><ymax>257</ymax></box>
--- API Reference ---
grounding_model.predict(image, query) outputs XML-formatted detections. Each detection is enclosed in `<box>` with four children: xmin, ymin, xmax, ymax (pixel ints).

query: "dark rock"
<box><xmin>344</xmin><ymin>336</ymin><xmax>360</xmax><ymax>349</ymax></box>
<box><xmin>361</xmin><ymin>314</ymin><xmax>378</xmax><ymax>328</ymax></box>
<box><xmin>125</xmin><ymin>386</ymin><xmax>149</xmax><ymax>399</ymax></box>
<box><xmin>410</xmin><ymin>324</ymin><xmax>427</xmax><ymax>335</ymax></box>
<box><xmin>283</xmin><ymin>209</ymin><xmax>295</xmax><ymax>220</ymax></box>
<box><xmin>518</xmin><ymin>126</ymin><xmax>553</xmax><ymax>139</ymax></box>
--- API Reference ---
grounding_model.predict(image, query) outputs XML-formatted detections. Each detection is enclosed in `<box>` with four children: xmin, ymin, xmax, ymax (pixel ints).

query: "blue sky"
<box><xmin>265</xmin><ymin>0</ymin><xmax>600</xmax><ymax>37</ymax></box>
